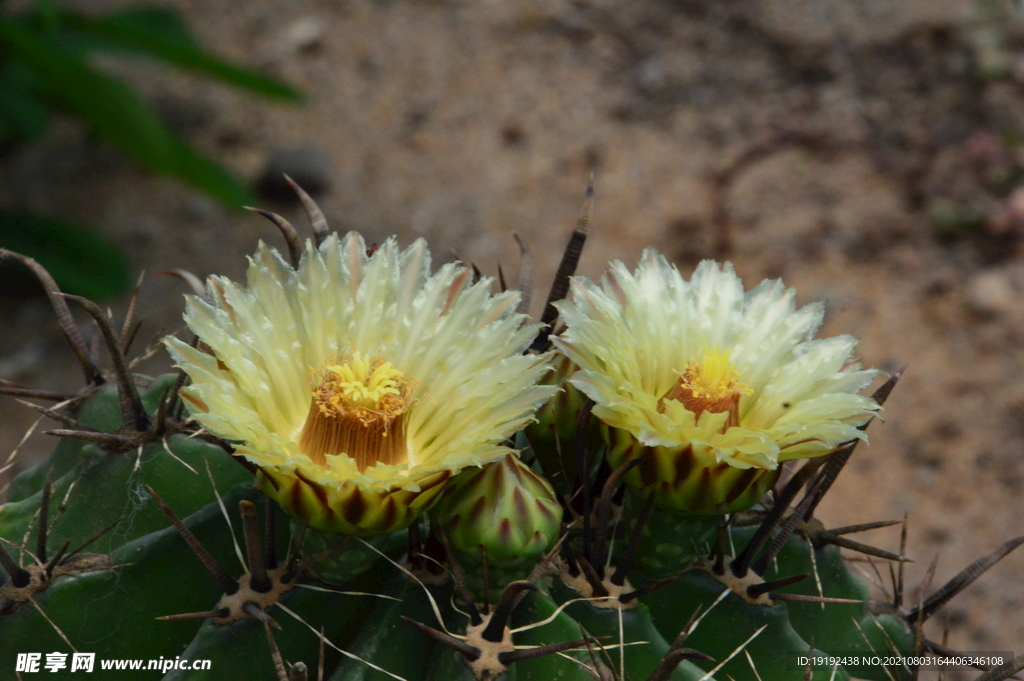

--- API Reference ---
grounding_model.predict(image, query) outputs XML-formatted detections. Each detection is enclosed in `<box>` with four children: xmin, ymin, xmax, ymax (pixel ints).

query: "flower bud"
<box><xmin>432</xmin><ymin>453</ymin><xmax>561</xmax><ymax>565</ymax></box>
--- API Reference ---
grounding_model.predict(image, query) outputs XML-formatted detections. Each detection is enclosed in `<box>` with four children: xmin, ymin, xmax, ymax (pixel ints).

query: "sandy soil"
<box><xmin>2</xmin><ymin>0</ymin><xmax>1022</xmax><ymax>676</ymax></box>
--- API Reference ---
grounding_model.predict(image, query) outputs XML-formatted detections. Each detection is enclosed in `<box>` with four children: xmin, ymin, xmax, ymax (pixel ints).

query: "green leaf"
<box><xmin>0</xmin><ymin>18</ymin><xmax>253</xmax><ymax>206</ymax></box>
<box><xmin>0</xmin><ymin>209</ymin><xmax>129</xmax><ymax>299</ymax></box>
<box><xmin>0</xmin><ymin>60</ymin><xmax>50</xmax><ymax>143</ymax></box>
<box><xmin>93</xmin><ymin>6</ymin><xmax>200</xmax><ymax>49</ymax></box>
<box><xmin>57</xmin><ymin>8</ymin><xmax>302</xmax><ymax>101</ymax></box>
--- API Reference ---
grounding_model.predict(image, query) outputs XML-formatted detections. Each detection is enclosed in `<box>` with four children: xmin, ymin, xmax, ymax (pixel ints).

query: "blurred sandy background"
<box><xmin>1</xmin><ymin>0</ymin><xmax>1023</xmax><ymax>676</ymax></box>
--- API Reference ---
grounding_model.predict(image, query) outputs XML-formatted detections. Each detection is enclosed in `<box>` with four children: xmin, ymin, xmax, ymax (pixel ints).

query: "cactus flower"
<box><xmin>553</xmin><ymin>252</ymin><xmax>879</xmax><ymax>514</ymax></box>
<box><xmin>432</xmin><ymin>452</ymin><xmax>561</xmax><ymax>565</ymax></box>
<box><xmin>165</xmin><ymin>233</ymin><xmax>554</xmax><ymax>535</ymax></box>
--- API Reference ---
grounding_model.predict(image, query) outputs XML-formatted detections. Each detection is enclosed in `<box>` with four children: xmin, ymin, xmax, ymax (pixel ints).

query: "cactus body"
<box><xmin>1</xmin><ymin>191</ymin><xmax>1017</xmax><ymax>681</ymax></box>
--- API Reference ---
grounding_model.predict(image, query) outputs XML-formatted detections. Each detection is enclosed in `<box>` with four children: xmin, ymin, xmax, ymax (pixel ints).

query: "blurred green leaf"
<box><xmin>92</xmin><ymin>7</ymin><xmax>199</xmax><ymax>48</ymax></box>
<box><xmin>0</xmin><ymin>210</ymin><xmax>130</xmax><ymax>299</ymax></box>
<box><xmin>0</xmin><ymin>17</ymin><xmax>252</xmax><ymax>206</ymax></box>
<box><xmin>0</xmin><ymin>60</ymin><xmax>48</xmax><ymax>143</ymax></box>
<box><xmin>56</xmin><ymin>8</ymin><xmax>302</xmax><ymax>101</ymax></box>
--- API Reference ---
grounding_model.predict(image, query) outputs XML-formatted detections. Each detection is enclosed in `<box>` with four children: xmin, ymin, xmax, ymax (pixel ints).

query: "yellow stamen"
<box><xmin>661</xmin><ymin>347</ymin><xmax>751</xmax><ymax>428</ymax></box>
<box><xmin>299</xmin><ymin>352</ymin><xmax>411</xmax><ymax>471</ymax></box>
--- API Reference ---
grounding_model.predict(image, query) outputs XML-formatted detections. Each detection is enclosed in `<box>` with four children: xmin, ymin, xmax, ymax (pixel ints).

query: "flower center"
<box><xmin>660</xmin><ymin>347</ymin><xmax>750</xmax><ymax>428</ymax></box>
<box><xmin>298</xmin><ymin>352</ymin><xmax>411</xmax><ymax>471</ymax></box>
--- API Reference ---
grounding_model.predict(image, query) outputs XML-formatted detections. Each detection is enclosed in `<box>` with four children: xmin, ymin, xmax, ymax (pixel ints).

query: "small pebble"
<box><xmin>283</xmin><ymin>16</ymin><xmax>325</xmax><ymax>55</ymax></box>
<box><xmin>966</xmin><ymin>268</ymin><xmax>1017</xmax><ymax>317</ymax></box>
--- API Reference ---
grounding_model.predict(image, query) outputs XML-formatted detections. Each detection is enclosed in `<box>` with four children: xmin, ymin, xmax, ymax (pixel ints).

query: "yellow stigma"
<box><xmin>661</xmin><ymin>347</ymin><xmax>751</xmax><ymax>428</ymax></box>
<box><xmin>299</xmin><ymin>352</ymin><xmax>411</xmax><ymax>471</ymax></box>
<box><xmin>317</xmin><ymin>353</ymin><xmax>406</xmax><ymax>418</ymax></box>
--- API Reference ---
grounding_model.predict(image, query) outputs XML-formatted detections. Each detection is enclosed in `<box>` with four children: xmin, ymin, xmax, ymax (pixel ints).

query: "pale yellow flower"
<box><xmin>166</xmin><ymin>233</ymin><xmax>554</xmax><ymax>534</ymax></box>
<box><xmin>553</xmin><ymin>252</ymin><xmax>879</xmax><ymax>514</ymax></box>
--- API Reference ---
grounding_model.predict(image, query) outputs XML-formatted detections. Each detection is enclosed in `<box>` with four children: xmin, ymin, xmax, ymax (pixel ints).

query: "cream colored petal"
<box><xmin>555</xmin><ymin>249</ymin><xmax>878</xmax><ymax>488</ymax></box>
<box><xmin>170</xmin><ymin>232</ymin><xmax>554</xmax><ymax>499</ymax></box>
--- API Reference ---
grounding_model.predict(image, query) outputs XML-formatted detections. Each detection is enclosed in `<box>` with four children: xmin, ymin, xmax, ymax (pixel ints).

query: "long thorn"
<box><xmin>156</xmin><ymin>608</ymin><xmax>229</xmax><ymax>621</ymax></box>
<box><xmin>156</xmin><ymin>270</ymin><xmax>208</xmax><ymax>301</ymax></box>
<box><xmin>611</xmin><ymin>491</ymin><xmax>655</xmax><ymax>586</ymax></box>
<box><xmin>43</xmin><ymin>430</ymin><xmax>132</xmax><ymax>447</ymax></box>
<box><xmin>577</xmin><ymin>622</ymin><xmax>606</xmax><ymax>678</ymax></box>
<box><xmin>512</xmin><ymin>232</ymin><xmax>533</xmax><ymax>316</ymax></box>
<box><xmin>769</xmin><ymin>593</ymin><xmax>861</xmax><ymax>604</ymax></box>
<box><xmin>906</xmin><ymin>534</ymin><xmax>1024</xmax><ymax>625</ymax></box>
<box><xmin>438</xmin><ymin>530</ymin><xmax>482</xmax><ymax>626</ymax></box>
<box><xmin>481</xmin><ymin>580</ymin><xmax>539</xmax><ymax>643</ymax></box>
<box><xmin>914</xmin><ymin>555</ymin><xmax>939</xmax><ymax>656</ymax></box>
<box><xmin>17</xmin><ymin>400</ymin><xmax>94</xmax><ymax>432</ymax></box>
<box><xmin>619</xmin><ymin>577</ymin><xmax>675</xmax><ymax>604</ymax></box>
<box><xmin>649</xmin><ymin>648</ymin><xmax>716</xmax><ymax>681</ymax></box>
<box><xmin>732</xmin><ymin>458</ymin><xmax>825</xmax><ymax>577</ymax></box>
<box><xmin>285</xmin><ymin>175</ymin><xmax>329</xmax><ymax>246</ymax></box>
<box><xmin>287</xmin><ymin>523</ymin><xmax>308</xmax><ymax>574</ymax></box>
<box><xmin>402</xmin><ymin>617</ymin><xmax>481</xmax><ymax>661</ymax></box>
<box><xmin>896</xmin><ymin>513</ymin><xmax>908</xmax><ymax>609</ymax></box>
<box><xmin>753</xmin><ymin>476</ymin><xmax>826</xmax><ymax>575</ymax></box>
<box><xmin>593</xmin><ymin>459</ymin><xmax>642</xmax><ymax>574</ymax></box>
<box><xmin>746</xmin><ymin>573</ymin><xmax>808</xmax><ymax>600</ymax></box>
<box><xmin>828</xmin><ymin>520</ymin><xmax>904</xmax><ymax>536</ymax></box>
<box><xmin>318</xmin><ymin>624</ymin><xmax>325</xmax><ymax>681</ymax></box>
<box><xmin>44</xmin><ymin>540</ymin><xmax>71</xmax><ymax>579</ymax></box>
<box><xmin>167</xmin><ymin>362</ymin><xmax>190</xmax><ymax>425</ymax></box>
<box><xmin>37</xmin><ymin>466</ymin><xmax>54</xmax><ymax>565</ymax></box>
<box><xmin>576</xmin><ymin>399</ymin><xmax>595</xmax><ymax>562</ymax></box>
<box><xmin>246</xmin><ymin>207</ymin><xmax>302</xmax><ymax>268</ymax></box>
<box><xmin>0</xmin><ymin>249</ymin><xmax>101</xmax><ymax>383</ymax></box>
<box><xmin>713</xmin><ymin>517</ymin><xmax>728</xmax><ymax>575</ymax></box>
<box><xmin>0</xmin><ymin>543</ymin><xmax>31</xmax><ymax>586</ymax></box>
<box><xmin>670</xmin><ymin>605</ymin><xmax>703</xmax><ymax>650</ymax></box>
<box><xmin>88</xmin><ymin>320</ymin><xmax>102</xmax><ymax>374</ymax></box>
<box><xmin>243</xmin><ymin>601</ymin><xmax>281</xmax><ymax>630</ymax></box>
<box><xmin>576</xmin><ymin>555</ymin><xmax>609</xmax><ymax>598</ymax></box>
<box><xmin>148</xmin><ymin>487</ymin><xmax>238</xmax><ymax>595</ymax></box>
<box><xmin>65</xmin><ymin>514</ymin><xmax>127</xmax><ymax>562</ymax></box>
<box><xmin>0</xmin><ymin>382</ymin><xmax>74</xmax><ymax>401</ymax></box>
<box><xmin>60</xmin><ymin>294</ymin><xmax>149</xmax><ymax>431</ymax></box>
<box><xmin>498</xmin><ymin>638</ymin><xmax>594</xmax><ymax>665</ymax></box>
<box><xmin>816</xmin><ymin>533</ymin><xmax>909</xmax><ymax>563</ymax></box>
<box><xmin>531</xmin><ymin>176</ymin><xmax>593</xmax><ymax>351</ymax></box>
<box><xmin>479</xmin><ymin>546</ymin><xmax>491</xmax><ymax>615</ymax></box>
<box><xmin>30</xmin><ymin>598</ymin><xmax>78</xmax><ymax>652</ymax></box>
<box><xmin>562</xmin><ymin>536</ymin><xmax>581</xmax><ymax>577</ymax></box>
<box><xmin>119</xmin><ymin>271</ymin><xmax>146</xmax><ymax>354</ymax></box>
<box><xmin>151</xmin><ymin>387</ymin><xmax>170</xmax><ymax>438</ymax></box>
<box><xmin>939</xmin><ymin>622</ymin><xmax>951</xmax><ymax>681</ymax></box>
<box><xmin>264</xmin><ymin>496</ymin><xmax>278</xmax><ymax>571</ymax></box>
<box><xmin>240</xmin><ymin>501</ymin><xmax>272</xmax><ymax>593</ymax></box>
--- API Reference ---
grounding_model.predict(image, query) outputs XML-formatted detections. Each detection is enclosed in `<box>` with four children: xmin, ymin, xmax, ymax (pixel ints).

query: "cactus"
<box><xmin>1</xmin><ymin>182</ymin><xmax>1023</xmax><ymax>681</ymax></box>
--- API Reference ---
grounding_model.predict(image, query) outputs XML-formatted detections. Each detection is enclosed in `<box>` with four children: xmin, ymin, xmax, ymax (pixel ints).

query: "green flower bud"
<box><xmin>432</xmin><ymin>453</ymin><xmax>561</xmax><ymax>565</ymax></box>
